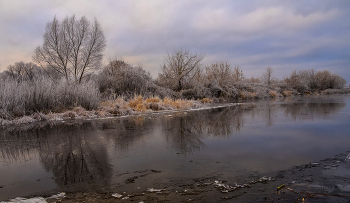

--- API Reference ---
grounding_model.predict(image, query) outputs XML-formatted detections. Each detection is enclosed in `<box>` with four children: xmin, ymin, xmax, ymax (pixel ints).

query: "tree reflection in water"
<box><xmin>0</xmin><ymin>122</ymin><xmax>112</xmax><ymax>189</ymax></box>
<box><xmin>162</xmin><ymin>104</ymin><xmax>256</xmax><ymax>154</ymax></box>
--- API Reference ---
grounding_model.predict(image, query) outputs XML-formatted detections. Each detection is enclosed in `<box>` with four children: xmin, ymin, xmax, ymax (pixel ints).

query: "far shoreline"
<box><xmin>1</xmin><ymin>93</ymin><xmax>349</xmax><ymax>130</ymax></box>
<box><xmin>0</xmin><ymin>92</ymin><xmax>350</xmax><ymax>129</ymax></box>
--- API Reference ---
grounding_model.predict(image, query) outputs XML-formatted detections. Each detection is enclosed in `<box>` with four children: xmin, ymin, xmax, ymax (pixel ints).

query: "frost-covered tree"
<box><xmin>285</xmin><ymin>69</ymin><xmax>347</xmax><ymax>92</ymax></box>
<box><xmin>98</xmin><ymin>59</ymin><xmax>152</xmax><ymax>96</ymax></box>
<box><xmin>98</xmin><ymin>59</ymin><xmax>173</xmax><ymax>98</ymax></box>
<box><xmin>158</xmin><ymin>49</ymin><xmax>204</xmax><ymax>91</ymax></box>
<box><xmin>204</xmin><ymin>61</ymin><xmax>234</xmax><ymax>87</ymax></box>
<box><xmin>262</xmin><ymin>67</ymin><xmax>274</xmax><ymax>85</ymax></box>
<box><xmin>315</xmin><ymin>70</ymin><xmax>346</xmax><ymax>90</ymax></box>
<box><xmin>33</xmin><ymin>15</ymin><xmax>106</xmax><ymax>83</ymax></box>
<box><xmin>285</xmin><ymin>70</ymin><xmax>310</xmax><ymax>92</ymax></box>
<box><xmin>1</xmin><ymin>62</ymin><xmax>43</xmax><ymax>82</ymax></box>
<box><xmin>232</xmin><ymin>66</ymin><xmax>244</xmax><ymax>82</ymax></box>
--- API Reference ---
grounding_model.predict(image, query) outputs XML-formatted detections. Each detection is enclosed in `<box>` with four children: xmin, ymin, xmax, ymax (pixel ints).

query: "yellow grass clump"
<box><xmin>281</xmin><ymin>91</ymin><xmax>292</xmax><ymax>96</ymax></box>
<box><xmin>100</xmin><ymin>95</ymin><xmax>202</xmax><ymax>114</ymax></box>
<box><xmin>239</xmin><ymin>91</ymin><xmax>256</xmax><ymax>99</ymax></box>
<box><xmin>128</xmin><ymin>95</ymin><xmax>147</xmax><ymax>112</ymax></box>
<box><xmin>162</xmin><ymin>97</ymin><xmax>194</xmax><ymax>109</ymax></box>
<box><xmin>200</xmin><ymin>98</ymin><xmax>213</xmax><ymax>104</ymax></box>
<box><xmin>99</xmin><ymin>97</ymin><xmax>130</xmax><ymax>115</ymax></box>
<box><xmin>269</xmin><ymin>91</ymin><xmax>278</xmax><ymax>98</ymax></box>
<box><xmin>145</xmin><ymin>96</ymin><xmax>160</xmax><ymax>103</ymax></box>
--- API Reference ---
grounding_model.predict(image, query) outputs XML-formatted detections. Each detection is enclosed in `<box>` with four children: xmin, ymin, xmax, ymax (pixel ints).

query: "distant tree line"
<box><xmin>0</xmin><ymin>15</ymin><xmax>349</xmax><ymax>120</ymax></box>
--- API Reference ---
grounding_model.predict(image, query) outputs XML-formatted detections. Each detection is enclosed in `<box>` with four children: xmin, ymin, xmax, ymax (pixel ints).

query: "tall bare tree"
<box><xmin>33</xmin><ymin>15</ymin><xmax>106</xmax><ymax>83</ymax></box>
<box><xmin>159</xmin><ymin>49</ymin><xmax>204</xmax><ymax>91</ymax></box>
<box><xmin>262</xmin><ymin>67</ymin><xmax>274</xmax><ymax>85</ymax></box>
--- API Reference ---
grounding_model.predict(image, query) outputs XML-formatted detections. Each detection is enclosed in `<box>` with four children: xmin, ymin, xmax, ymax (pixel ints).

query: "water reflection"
<box><xmin>0</xmin><ymin>122</ymin><xmax>112</xmax><ymax>189</ymax></box>
<box><xmin>283</xmin><ymin>102</ymin><xmax>346</xmax><ymax>121</ymax></box>
<box><xmin>0</xmin><ymin>95</ymin><xmax>348</xmax><ymax>199</ymax></box>
<box><xmin>0</xmin><ymin>97</ymin><xmax>346</xmax><ymax>161</ymax></box>
<box><xmin>163</xmin><ymin>116</ymin><xmax>207</xmax><ymax>154</ymax></box>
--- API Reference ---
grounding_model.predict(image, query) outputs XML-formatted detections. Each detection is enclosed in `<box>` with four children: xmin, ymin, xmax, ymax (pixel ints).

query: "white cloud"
<box><xmin>0</xmin><ymin>0</ymin><xmax>349</xmax><ymax>82</ymax></box>
<box><xmin>192</xmin><ymin>6</ymin><xmax>340</xmax><ymax>38</ymax></box>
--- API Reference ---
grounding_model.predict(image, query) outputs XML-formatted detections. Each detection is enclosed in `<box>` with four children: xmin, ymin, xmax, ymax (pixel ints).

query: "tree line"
<box><xmin>0</xmin><ymin>15</ymin><xmax>348</xmax><ymax>119</ymax></box>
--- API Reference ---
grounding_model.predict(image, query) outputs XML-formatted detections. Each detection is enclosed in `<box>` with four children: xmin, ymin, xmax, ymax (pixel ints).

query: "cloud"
<box><xmin>0</xmin><ymin>0</ymin><xmax>349</xmax><ymax>83</ymax></box>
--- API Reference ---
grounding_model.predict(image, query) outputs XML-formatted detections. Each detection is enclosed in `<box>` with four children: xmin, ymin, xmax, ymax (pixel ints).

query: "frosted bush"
<box><xmin>98</xmin><ymin>59</ymin><xmax>175</xmax><ymax>99</ymax></box>
<box><xmin>0</xmin><ymin>76</ymin><xmax>100</xmax><ymax>119</ymax></box>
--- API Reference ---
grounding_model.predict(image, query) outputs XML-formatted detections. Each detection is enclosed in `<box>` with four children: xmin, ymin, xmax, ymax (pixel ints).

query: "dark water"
<box><xmin>0</xmin><ymin>95</ymin><xmax>350</xmax><ymax>200</ymax></box>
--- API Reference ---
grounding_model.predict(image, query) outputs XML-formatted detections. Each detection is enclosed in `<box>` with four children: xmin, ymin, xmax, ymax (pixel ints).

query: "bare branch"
<box><xmin>159</xmin><ymin>49</ymin><xmax>204</xmax><ymax>91</ymax></box>
<box><xmin>33</xmin><ymin>15</ymin><xmax>106</xmax><ymax>83</ymax></box>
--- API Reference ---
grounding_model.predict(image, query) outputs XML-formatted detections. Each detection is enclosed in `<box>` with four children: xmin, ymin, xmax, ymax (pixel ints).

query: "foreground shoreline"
<box><xmin>2</xmin><ymin>151</ymin><xmax>350</xmax><ymax>203</ymax></box>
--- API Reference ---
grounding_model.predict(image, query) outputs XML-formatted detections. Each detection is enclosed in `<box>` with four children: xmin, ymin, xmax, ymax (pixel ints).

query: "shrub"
<box><xmin>98</xmin><ymin>59</ymin><xmax>175</xmax><ymax>99</ymax></box>
<box><xmin>0</xmin><ymin>76</ymin><xmax>100</xmax><ymax>119</ymax></box>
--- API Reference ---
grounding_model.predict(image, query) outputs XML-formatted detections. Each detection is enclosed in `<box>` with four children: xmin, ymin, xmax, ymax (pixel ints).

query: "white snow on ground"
<box><xmin>111</xmin><ymin>193</ymin><xmax>123</xmax><ymax>198</ymax></box>
<box><xmin>1</xmin><ymin>197</ymin><xmax>46</xmax><ymax>203</ymax></box>
<box><xmin>147</xmin><ymin>188</ymin><xmax>163</xmax><ymax>192</ymax></box>
<box><xmin>1</xmin><ymin>193</ymin><xmax>65</xmax><ymax>203</ymax></box>
<box><xmin>345</xmin><ymin>152</ymin><xmax>350</xmax><ymax>161</ymax></box>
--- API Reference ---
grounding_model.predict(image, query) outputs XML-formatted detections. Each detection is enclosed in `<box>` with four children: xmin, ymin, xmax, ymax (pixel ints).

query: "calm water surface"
<box><xmin>0</xmin><ymin>95</ymin><xmax>350</xmax><ymax>200</ymax></box>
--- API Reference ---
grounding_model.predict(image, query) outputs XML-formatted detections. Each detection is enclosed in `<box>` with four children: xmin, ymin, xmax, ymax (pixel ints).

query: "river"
<box><xmin>0</xmin><ymin>95</ymin><xmax>350</xmax><ymax>202</ymax></box>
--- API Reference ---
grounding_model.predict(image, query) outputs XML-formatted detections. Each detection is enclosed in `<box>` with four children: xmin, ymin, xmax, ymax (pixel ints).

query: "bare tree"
<box><xmin>232</xmin><ymin>66</ymin><xmax>244</xmax><ymax>82</ymax></box>
<box><xmin>33</xmin><ymin>15</ymin><xmax>106</xmax><ymax>83</ymax></box>
<box><xmin>262</xmin><ymin>67</ymin><xmax>274</xmax><ymax>85</ymax></box>
<box><xmin>159</xmin><ymin>49</ymin><xmax>204</xmax><ymax>91</ymax></box>
<box><xmin>204</xmin><ymin>61</ymin><xmax>233</xmax><ymax>87</ymax></box>
<box><xmin>285</xmin><ymin>70</ymin><xmax>309</xmax><ymax>92</ymax></box>
<box><xmin>98</xmin><ymin>59</ymin><xmax>156</xmax><ymax>97</ymax></box>
<box><xmin>2</xmin><ymin>62</ymin><xmax>43</xmax><ymax>82</ymax></box>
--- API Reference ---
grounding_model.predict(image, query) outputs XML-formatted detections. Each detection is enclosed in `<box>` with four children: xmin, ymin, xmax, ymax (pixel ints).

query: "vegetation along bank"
<box><xmin>1</xmin><ymin>15</ymin><xmax>349</xmax><ymax>125</ymax></box>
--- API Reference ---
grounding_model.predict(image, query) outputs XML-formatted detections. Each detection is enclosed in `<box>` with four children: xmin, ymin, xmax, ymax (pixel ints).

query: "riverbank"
<box><xmin>1</xmin><ymin>88</ymin><xmax>349</xmax><ymax>127</ymax></box>
<box><xmin>0</xmin><ymin>96</ymin><xmax>211</xmax><ymax>126</ymax></box>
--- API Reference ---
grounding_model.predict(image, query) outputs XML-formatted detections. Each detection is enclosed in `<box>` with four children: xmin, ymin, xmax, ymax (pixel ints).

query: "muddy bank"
<box><xmin>8</xmin><ymin>152</ymin><xmax>349</xmax><ymax>203</ymax></box>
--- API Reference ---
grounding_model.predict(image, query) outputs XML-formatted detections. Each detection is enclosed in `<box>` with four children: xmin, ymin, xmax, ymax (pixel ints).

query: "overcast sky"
<box><xmin>0</xmin><ymin>0</ymin><xmax>349</xmax><ymax>82</ymax></box>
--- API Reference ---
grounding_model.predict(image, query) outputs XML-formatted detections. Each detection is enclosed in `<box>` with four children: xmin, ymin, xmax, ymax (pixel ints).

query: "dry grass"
<box><xmin>99</xmin><ymin>97</ymin><xmax>131</xmax><ymax>115</ymax></box>
<box><xmin>281</xmin><ymin>91</ymin><xmax>292</xmax><ymax>96</ymax></box>
<box><xmin>269</xmin><ymin>91</ymin><xmax>278</xmax><ymax>98</ymax></box>
<box><xmin>130</xmin><ymin>96</ymin><xmax>200</xmax><ymax>111</ymax></box>
<box><xmin>145</xmin><ymin>96</ymin><xmax>161</xmax><ymax>103</ymax></box>
<box><xmin>238</xmin><ymin>91</ymin><xmax>257</xmax><ymax>100</ymax></box>
<box><xmin>128</xmin><ymin>95</ymin><xmax>146</xmax><ymax>112</ymax></box>
<box><xmin>200</xmin><ymin>98</ymin><xmax>213</xmax><ymax>104</ymax></box>
<box><xmin>98</xmin><ymin>95</ymin><xmax>202</xmax><ymax>115</ymax></box>
<box><xmin>162</xmin><ymin>97</ymin><xmax>196</xmax><ymax>109</ymax></box>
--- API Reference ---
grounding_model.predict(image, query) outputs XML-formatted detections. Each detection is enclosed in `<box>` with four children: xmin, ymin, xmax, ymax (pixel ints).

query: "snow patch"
<box><xmin>1</xmin><ymin>197</ymin><xmax>46</xmax><ymax>203</ymax></box>
<box><xmin>111</xmin><ymin>193</ymin><xmax>123</xmax><ymax>198</ymax></box>
<box><xmin>47</xmin><ymin>192</ymin><xmax>66</xmax><ymax>199</ymax></box>
<box><xmin>345</xmin><ymin>153</ymin><xmax>350</xmax><ymax>161</ymax></box>
<box><xmin>147</xmin><ymin>188</ymin><xmax>163</xmax><ymax>192</ymax></box>
<box><xmin>1</xmin><ymin>193</ymin><xmax>65</xmax><ymax>203</ymax></box>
